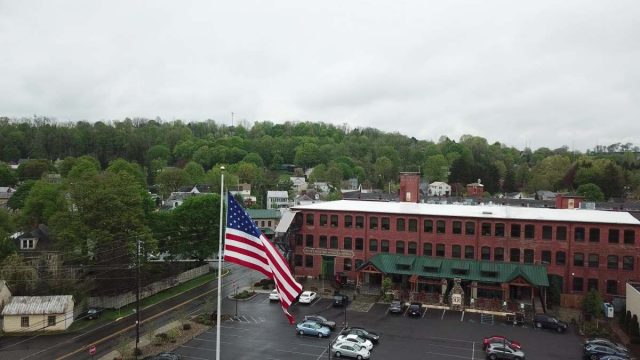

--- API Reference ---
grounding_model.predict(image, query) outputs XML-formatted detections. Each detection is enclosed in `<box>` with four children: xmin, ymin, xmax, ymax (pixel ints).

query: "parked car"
<box><xmin>296</xmin><ymin>321</ymin><xmax>331</xmax><ymax>337</ymax></box>
<box><xmin>407</xmin><ymin>302</ymin><xmax>422</xmax><ymax>317</ymax></box>
<box><xmin>333</xmin><ymin>294</ymin><xmax>350</xmax><ymax>307</ymax></box>
<box><xmin>388</xmin><ymin>300</ymin><xmax>406</xmax><ymax>314</ymax></box>
<box><xmin>143</xmin><ymin>352</ymin><xmax>181</xmax><ymax>360</ymax></box>
<box><xmin>331</xmin><ymin>342</ymin><xmax>370</xmax><ymax>360</ymax></box>
<box><xmin>583</xmin><ymin>344</ymin><xmax>629</xmax><ymax>360</ymax></box>
<box><xmin>299</xmin><ymin>291</ymin><xmax>317</xmax><ymax>304</ymax></box>
<box><xmin>336</xmin><ymin>334</ymin><xmax>373</xmax><ymax>351</ymax></box>
<box><xmin>598</xmin><ymin>356</ymin><xmax>631</xmax><ymax>360</ymax></box>
<box><xmin>584</xmin><ymin>338</ymin><xmax>628</xmax><ymax>354</ymax></box>
<box><xmin>485</xmin><ymin>343</ymin><xmax>525</xmax><ymax>360</ymax></box>
<box><xmin>304</xmin><ymin>315</ymin><xmax>336</xmax><ymax>330</ymax></box>
<box><xmin>269</xmin><ymin>289</ymin><xmax>280</xmax><ymax>301</ymax></box>
<box><xmin>533</xmin><ymin>313</ymin><xmax>568</xmax><ymax>333</ymax></box>
<box><xmin>341</xmin><ymin>327</ymin><xmax>379</xmax><ymax>344</ymax></box>
<box><xmin>86</xmin><ymin>307</ymin><xmax>103</xmax><ymax>320</ymax></box>
<box><xmin>483</xmin><ymin>335</ymin><xmax>522</xmax><ymax>350</ymax></box>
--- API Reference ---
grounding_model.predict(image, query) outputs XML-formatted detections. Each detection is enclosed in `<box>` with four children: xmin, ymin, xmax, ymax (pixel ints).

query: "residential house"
<box><xmin>15</xmin><ymin>224</ymin><xmax>63</xmax><ymax>275</ymax></box>
<box><xmin>290</xmin><ymin>177</ymin><xmax>308</xmax><ymax>194</ymax></box>
<box><xmin>0</xmin><ymin>186</ymin><xmax>16</xmax><ymax>208</ymax></box>
<box><xmin>229</xmin><ymin>183</ymin><xmax>257</xmax><ymax>207</ymax></box>
<box><xmin>466</xmin><ymin>179</ymin><xmax>484</xmax><ymax>197</ymax></box>
<box><xmin>294</xmin><ymin>193</ymin><xmax>322</xmax><ymax>206</ymax></box>
<box><xmin>312</xmin><ymin>182</ymin><xmax>331</xmax><ymax>195</ymax></box>
<box><xmin>245</xmin><ymin>209</ymin><xmax>281</xmax><ymax>240</ymax></box>
<box><xmin>2</xmin><ymin>295</ymin><xmax>74</xmax><ymax>332</ymax></box>
<box><xmin>427</xmin><ymin>181</ymin><xmax>451</xmax><ymax>197</ymax></box>
<box><xmin>536</xmin><ymin>190</ymin><xmax>557</xmax><ymax>201</ymax></box>
<box><xmin>266</xmin><ymin>191</ymin><xmax>290</xmax><ymax>209</ymax></box>
<box><xmin>163</xmin><ymin>185</ymin><xmax>211</xmax><ymax>209</ymax></box>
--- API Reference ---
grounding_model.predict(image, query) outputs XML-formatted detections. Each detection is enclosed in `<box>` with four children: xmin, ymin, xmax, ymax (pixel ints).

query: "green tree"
<box><xmin>581</xmin><ymin>289</ymin><xmax>604</xmax><ymax>320</ymax></box>
<box><xmin>234</xmin><ymin>162</ymin><xmax>261</xmax><ymax>184</ymax></box>
<box><xmin>0</xmin><ymin>254</ymin><xmax>38</xmax><ymax>294</ymax></box>
<box><xmin>6</xmin><ymin>180</ymin><xmax>35</xmax><ymax>210</ymax></box>
<box><xmin>576</xmin><ymin>183</ymin><xmax>605</xmax><ymax>202</ymax></box>
<box><xmin>156</xmin><ymin>167</ymin><xmax>189</xmax><ymax>197</ymax></box>
<box><xmin>170</xmin><ymin>194</ymin><xmax>221</xmax><ymax>261</ymax></box>
<box><xmin>146</xmin><ymin>144</ymin><xmax>171</xmax><ymax>163</ymax></box>
<box><xmin>183</xmin><ymin>161</ymin><xmax>206</xmax><ymax>184</ymax></box>
<box><xmin>106</xmin><ymin>158</ymin><xmax>146</xmax><ymax>187</ymax></box>
<box><xmin>0</xmin><ymin>163</ymin><xmax>17</xmax><ymax>186</ymax></box>
<box><xmin>0</xmin><ymin>208</ymin><xmax>16</xmax><ymax>261</ymax></box>
<box><xmin>20</xmin><ymin>181</ymin><xmax>63</xmax><ymax>227</ymax></box>
<box><xmin>294</xmin><ymin>142</ymin><xmax>321</xmax><ymax>169</ymax></box>
<box><xmin>17</xmin><ymin>159</ymin><xmax>52</xmax><ymax>181</ymax></box>
<box><xmin>422</xmin><ymin>155</ymin><xmax>449</xmax><ymax>183</ymax></box>
<box><xmin>527</xmin><ymin>155</ymin><xmax>572</xmax><ymax>192</ymax></box>
<box><xmin>242</xmin><ymin>152</ymin><xmax>264</xmax><ymax>168</ymax></box>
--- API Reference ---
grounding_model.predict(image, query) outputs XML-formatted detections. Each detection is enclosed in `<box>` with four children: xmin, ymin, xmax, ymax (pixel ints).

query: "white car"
<box><xmin>298</xmin><ymin>291</ymin><xmax>317</xmax><ymax>304</ymax></box>
<box><xmin>332</xmin><ymin>341</ymin><xmax>370</xmax><ymax>359</ymax></box>
<box><xmin>336</xmin><ymin>334</ymin><xmax>374</xmax><ymax>351</ymax></box>
<box><xmin>269</xmin><ymin>289</ymin><xmax>280</xmax><ymax>301</ymax></box>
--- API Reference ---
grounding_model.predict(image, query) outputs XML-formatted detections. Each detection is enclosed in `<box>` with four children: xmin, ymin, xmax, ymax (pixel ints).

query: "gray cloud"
<box><xmin>1</xmin><ymin>0</ymin><xmax>639</xmax><ymax>150</ymax></box>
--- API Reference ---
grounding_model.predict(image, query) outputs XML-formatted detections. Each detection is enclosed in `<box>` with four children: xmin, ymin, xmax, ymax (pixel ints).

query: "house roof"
<box><xmin>245</xmin><ymin>209</ymin><xmax>281</xmax><ymax>219</ymax></box>
<box><xmin>2</xmin><ymin>295</ymin><xmax>73</xmax><ymax>315</ymax></box>
<box><xmin>358</xmin><ymin>254</ymin><xmax>549</xmax><ymax>287</ymax></box>
<box><xmin>292</xmin><ymin>200</ymin><xmax>640</xmax><ymax>225</ymax></box>
<box><xmin>267</xmin><ymin>191</ymin><xmax>289</xmax><ymax>198</ymax></box>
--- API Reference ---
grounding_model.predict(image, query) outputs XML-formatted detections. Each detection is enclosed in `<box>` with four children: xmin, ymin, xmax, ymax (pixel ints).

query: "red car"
<box><xmin>482</xmin><ymin>336</ymin><xmax>522</xmax><ymax>350</ymax></box>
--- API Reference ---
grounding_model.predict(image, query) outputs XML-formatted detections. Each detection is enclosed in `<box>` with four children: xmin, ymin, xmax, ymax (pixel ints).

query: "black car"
<box><xmin>388</xmin><ymin>300</ymin><xmax>406</xmax><ymax>314</ymax></box>
<box><xmin>584</xmin><ymin>338</ymin><xmax>629</xmax><ymax>355</ymax></box>
<box><xmin>533</xmin><ymin>314</ymin><xmax>568</xmax><ymax>333</ymax></box>
<box><xmin>407</xmin><ymin>302</ymin><xmax>422</xmax><ymax>317</ymax></box>
<box><xmin>333</xmin><ymin>294</ymin><xmax>350</xmax><ymax>307</ymax></box>
<box><xmin>341</xmin><ymin>326</ymin><xmax>379</xmax><ymax>344</ymax></box>
<box><xmin>86</xmin><ymin>307</ymin><xmax>104</xmax><ymax>320</ymax></box>
<box><xmin>583</xmin><ymin>344</ymin><xmax>629</xmax><ymax>360</ymax></box>
<box><xmin>304</xmin><ymin>315</ymin><xmax>336</xmax><ymax>330</ymax></box>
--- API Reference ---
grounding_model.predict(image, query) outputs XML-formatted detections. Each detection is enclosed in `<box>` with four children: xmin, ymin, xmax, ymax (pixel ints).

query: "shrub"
<box><xmin>133</xmin><ymin>348</ymin><xmax>143</xmax><ymax>357</ymax></box>
<box><xmin>183</xmin><ymin>323</ymin><xmax>192</xmax><ymax>331</ymax></box>
<box><xmin>582</xmin><ymin>321</ymin><xmax>611</xmax><ymax>338</ymax></box>
<box><xmin>632</xmin><ymin>315</ymin><xmax>640</xmax><ymax>337</ymax></box>
<box><xmin>626</xmin><ymin>311</ymin><xmax>632</xmax><ymax>333</ymax></box>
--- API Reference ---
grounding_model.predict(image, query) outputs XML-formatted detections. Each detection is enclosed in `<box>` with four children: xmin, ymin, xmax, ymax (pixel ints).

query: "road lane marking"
<box><xmin>422</xmin><ymin>307</ymin><xmax>427</xmax><ymax>318</ymax></box>
<box><xmin>472</xmin><ymin>342</ymin><xmax>475</xmax><ymax>360</ymax></box>
<box><xmin>441</xmin><ymin>309</ymin><xmax>446</xmax><ymax>320</ymax></box>
<box><xmin>461</xmin><ymin>311</ymin><xmax>465</xmax><ymax>322</ymax></box>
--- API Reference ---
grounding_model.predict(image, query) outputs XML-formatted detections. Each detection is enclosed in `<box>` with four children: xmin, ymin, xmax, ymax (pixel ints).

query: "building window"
<box><xmin>355</xmin><ymin>216</ymin><xmax>364</xmax><ymax>229</ymax></box>
<box><xmin>306</xmin><ymin>214</ymin><xmax>314</xmax><ymax>226</ymax></box>
<box><xmin>495</xmin><ymin>223</ymin><xmax>505</xmax><ymax>237</ymax></box>
<box><xmin>396</xmin><ymin>218</ymin><xmax>405</xmax><ymax>231</ymax></box>
<box><xmin>481</xmin><ymin>246</ymin><xmax>491</xmax><ymax>260</ymax></box>
<box><xmin>343</xmin><ymin>237</ymin><xmax>352</xmax><ymax>250</ymax></box>
<box><xmin>268</xmin><ymin>221</ymin><xmax>272</xmax><ymax>227</ymax></box>
<box><xmin>510</xmin><ymin>224</ymin><xmax>521</xmax><ymax>238</ymax></box>
<box><xmin>608</xmin><ymin>229</ymin><xmax>619</xmax><ymax>244</ymax></box>
<box><xmin>355</xmin><ymin>238</ymin><xmax>364</xmax><ymax>251</ymax></box>
<box><xmin>396</xmin><ymin>241</ymin><xmax>405</xmax><ymax>254</ymax></box>
<box><xmin>369</xmin><ymin>239</ymin><xmax>378</xmax><ymax>252</ymax></box>
<box><xmin>524</xmin><ymin>225</ymin><xmax>535</xmax><ymax>239</ymax></box>
<box><xmin>510</xmin><ymin>248</ymin><xmax>520</xmax><ymax>262</ymax></box>
<box><xmin>494</xmin><ymin>247</ymin><xmax>504</xmax><ymax>261</ymax></box>
<box><xmin>295</xmin><ymin>234</ymin><xmax>303</xmax><ymax>246</ymax></box>
<box><xmin>589</xmin><ymin>228</ymin><xmax>600</xmax><ymax>243</ymax></box>
<box><xmin>305</xmin><ymin>255</ymin><xmax>314</xmax><ymax>267</ymax></box>
<box><xmin>541</xmin><ymin>250</ymin><xmax>551</xmax><ymax>264</ymax></box>
<box><xmin>345</xmin><ymin>215</ymin><xmax>353</xmax><ymax>228</ymax></box>
<box><xmin>320</xmin><ymin>214</ymin><xmax>328</xmax><ymax>227</ymax></box>
<box><xmin>306</xmin><ymin>235</ymin><xmax>314</xmax><ymax>247</ymax></box>
<box><xmin>556</xmin><ymin>226</ymin><xmax>567</xmax><ymax>241</ymax></box>
<box><xmin>588</xmin><ymin>254</ymin><xmax>599</xmax><ymax>268</ymax></box>
<box><xmin>436</xmin><ymin>220</ymin><xmax>446</xmax><ymax>234</ymax></box>
<box><xmin>574</xmin><ymin>253</ymin><xmax>584</xmax><ymax>267</ymax></box>
<box><xmin>587</xmin><ymin>278</ymin><xmax>598</xmax><ymax>291</ymax></box>
<box><xmin>408</xmin><ymin>241</ymin><xmax>417</xmax><ymax>255</ymax></box>
<box><xmin>452</xmin><ymin>221</ymin><xmax>462</xmax><ymax>234</ymax></box>
<box><xmin>381</xmin><ymin>217</ymin><xmax>390</xmax><ymax>231</ymax></box>
<box><xmin>21</xmin><ymin>316</ymin><xmax>29</xmax><ymax>327</ymax></box>
<box><xmin>523</xmin><ymin>249</ymin><xmax>534</xmax><ymax>264</ymax></box>
<box><xmin>607</xmin><ymin>255</ymin><xmax>618</xmax><ymax>269</ymax></box>
<box><xmin>481</xmin><ymin>223</ymin><xmax>491</xmax><ymax>236</ymax></box>
<box><xmin>452</xmin><ymin>245</ymin><xmax>461</xmax><ymax>258</ymax></box>
<box><xmin>465</xmin><ymin>246</ymin><xmax>474</xmax><ymax>259</ymax></box>
<box><xmin>294</xmin><ymin>254</ymin><xmax>303</xmax><ymax>267</ymax></box>
<box><xmin>424</xmin><ymin>219</ymin><xmax>433</xmax><ymax>233</ymax></box>
<box><xmin>573</xmin><ymin>277</ymin><xmax>584</xmax><ymax>292</ymax></box>
<box><xmin>408</xmin><ymin>219</ymin><xmax>417</xmax><ymax>232</ymax></box>
<box><xmin>369</xmin><ymin>217</ymin><xmax>378</xmax><ymax>230</ymax></box>
<box><xmin>319</xmin><ymin>236</ymin><xmax>327</xmax><ymax>248</ymax></box>
<box><xmin>465</xmin><ymin>221</ymin><xmax>475</xmax><ymax>235</ymax></box>
<box><xmin>330</xmin><ymin>215</ymin><xmax>338</xmax><ymax>227</ymax></box>
<box><xmin>575</xmin><ymin>227</ymin><xmax>585</xmax><ymax>242</ymax></box>
<box><xmin>344</xmin><ymin>258</ymin><xmax>352</xmax><ymax>271</ymax></box>
<box><xmin>355</xmin><ymin>259</ymin><xmax>364</xmax><ymax>269</ymax></box>
<box><xmin>624</xmin><ymin>230</ymin><xmax>635</xmax><ymax>244</ymax></box>
<box><xmin>436</xmin><ymin>244</ymin><xmax>445</xmax><ymax>257</ymax></box>
<box><xmin>623</xmin><ymin>256</ymin><xmax>634</xmax><ymax>271</ymax></box>
<box><xmin>606</xmin><ymin>280</ymin><xmax>618</xmax><ymax>295</ymax></box>
<box><xmin>556</xmin><ymin>251</ymin><xmax>566</xmax><ymax>265</ymax></box>
<box><xmin>542</xmin><ymin>226</ymin><xmax>552</xmax><ymax>240</ymax></box>
<box><xmin>423</xmin><ymin>243</ymin><xmax>432</xmax><ymax>256</ymax></box>
<box><xmin>381</xmin><ymin>240</ymin><xmax>389</xmax><ymax>253</ymax></box>
<box><xmin>330</xmin><ymin>236</ymin><xmax>338</xmax><ymax>249</ymax></box>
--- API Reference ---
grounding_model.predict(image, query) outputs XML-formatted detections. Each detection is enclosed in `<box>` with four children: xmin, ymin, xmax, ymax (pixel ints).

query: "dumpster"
<box><xmin>603</xmin><ymin>303</ymin><xmax>614</xmax><ymax>318</ymax></box>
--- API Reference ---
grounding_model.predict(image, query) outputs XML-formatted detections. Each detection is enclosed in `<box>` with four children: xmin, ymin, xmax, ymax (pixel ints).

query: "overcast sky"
<box><xmin>1</xmin><ymin>1</ymin><xmax>638</xmax><ymax>151</ymax></box>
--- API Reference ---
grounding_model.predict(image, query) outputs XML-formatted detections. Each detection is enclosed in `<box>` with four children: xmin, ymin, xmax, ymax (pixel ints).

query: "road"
<box><xmin>0</xmin><ymin>263</ymin><xmax>255</xmax><ymax>360</ymax></box>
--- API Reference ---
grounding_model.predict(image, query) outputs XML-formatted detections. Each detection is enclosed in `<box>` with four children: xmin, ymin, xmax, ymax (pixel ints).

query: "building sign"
<box><xmin>302</xmin><ymin>247</ymin><xmax>354</xmax><ymax>258</ymax></box>
<box><xmin>451</xmin><ymin>294</ymin><xmax>462</xmax><ymax>306</ymax></box>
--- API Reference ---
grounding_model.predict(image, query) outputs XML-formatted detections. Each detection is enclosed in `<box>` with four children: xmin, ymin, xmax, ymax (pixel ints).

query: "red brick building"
<box><xmin>289</xmin><ymin>199</ymin><xmax>640</xmax><ymax>302</ymax></box>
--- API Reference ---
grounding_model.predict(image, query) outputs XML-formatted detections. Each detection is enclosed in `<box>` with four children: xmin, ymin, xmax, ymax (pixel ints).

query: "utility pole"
<box><xmin>135</xmin><ymin>239</ymin><xmax>141</xmax><ymax>351</ymax></box>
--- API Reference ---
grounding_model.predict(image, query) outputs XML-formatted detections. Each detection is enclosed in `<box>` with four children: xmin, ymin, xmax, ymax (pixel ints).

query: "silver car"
<box><xmin>486</xmin><ymin>343</ymin><xmax>525</xmax><ymax>360</ymax></box>
<box><xmin>331</xmin><ymin>341</ymin><xmax>370</xmax><ymax>359</ymax></box>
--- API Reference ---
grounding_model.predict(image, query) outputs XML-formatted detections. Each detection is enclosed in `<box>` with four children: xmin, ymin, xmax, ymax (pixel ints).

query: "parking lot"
<box><xmin>176</xmin><ymin>293</ymin><xmax>585</xmax><ymax>359</ymax></box>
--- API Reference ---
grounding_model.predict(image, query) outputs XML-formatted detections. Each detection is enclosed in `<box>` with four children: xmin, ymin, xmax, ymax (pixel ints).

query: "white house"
<box><xmin>2</xmin><ymin>295</ymin><xmax>75</xmax><ymax>332</ymax></box>
<box><xmin>428</xmin><ymin>182</ymin><xmax>451</xmax><ymax>197</ymax></box>
<box><xmin>289</xmin><ymin>177</ymin><xmax>308</xmax><ymax>193</ymax></box>
<box><xmin>266</xmin><ymin>191</ymin><xmax>290</xmax><ymax>209</ymax></box>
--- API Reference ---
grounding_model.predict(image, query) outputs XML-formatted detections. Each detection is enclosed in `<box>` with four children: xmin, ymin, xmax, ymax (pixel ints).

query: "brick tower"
<box><xmin>399</xmin><ymin>172</ymin><xmax>420</xmax><ymax>203</ymax></box>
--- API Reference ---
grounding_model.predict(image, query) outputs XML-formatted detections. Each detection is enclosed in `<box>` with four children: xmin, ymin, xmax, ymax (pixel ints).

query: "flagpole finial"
<box><xmin>220</xmin><ymin>165</ymin><xmax>225</xmax><ymax>171</ymax></box>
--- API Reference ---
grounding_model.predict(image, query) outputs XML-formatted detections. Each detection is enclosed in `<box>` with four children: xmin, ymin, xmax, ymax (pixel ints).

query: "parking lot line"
<box><xmin>460</xmin><ymin>311</ymin><xmax>465</xmax><ymax>322</ymax></box>
<box><xmin>309</xmin><ymin>297</ymin><xmax>321</xmax><ymax>307</ymax></box>
<box><xmin>274</xmin><ymin>348</ymin><xmax>324</xmax><ymax>357</ymax></box>
<box><xmin>441</xmin><ymin>309</ymin><xmax>446</xmax><ymax>320</ymax></box>
<box><xmin>471</xmin><ymin>342</ymin><xmax>475</xmax><ymax>360</ymax></box>
<box><xmin>422</xmin><ymin>307</ymin><xmax>427</xmax><ymax>319</ymax></box>
<box><xmin>425</xmin><ymin>342</ymin><xmax>474</xmax><ymax>351</ymax></box>
<box><xmin>424</xmin><ymin>350</ymin><xmax>473</xmax><ymax>359</ymax></box>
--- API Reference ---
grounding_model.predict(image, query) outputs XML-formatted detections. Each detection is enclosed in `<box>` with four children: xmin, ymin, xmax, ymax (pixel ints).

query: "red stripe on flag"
<box><xmin>224</xmin><ymin>244</ymin><xmax>269</xmax><ymax>266</ymax></box>
<box><xmin>224</xmin><ymin>256</ymin><xmax>272</xmax><ymax>279</ymax></box>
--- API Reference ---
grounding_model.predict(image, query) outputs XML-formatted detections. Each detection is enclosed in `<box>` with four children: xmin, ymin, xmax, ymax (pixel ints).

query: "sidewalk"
<box><xmin>98</xmin><ymin>320</ymin><xmax>181</xmax><ymax>360</ymax></box>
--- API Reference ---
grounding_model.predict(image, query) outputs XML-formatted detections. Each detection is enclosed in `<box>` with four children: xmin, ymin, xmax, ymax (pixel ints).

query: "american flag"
<box><xmin>223</xmin><ymin>194</ymin><xmax>302</xmax><ymax>324</ymax></box>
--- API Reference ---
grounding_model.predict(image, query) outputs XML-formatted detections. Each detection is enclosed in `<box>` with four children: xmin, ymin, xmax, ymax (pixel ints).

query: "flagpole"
<box><xmin>216</xmin><ymin>166</ymin><xmax>225</xmax><ymax>360</ymax></box>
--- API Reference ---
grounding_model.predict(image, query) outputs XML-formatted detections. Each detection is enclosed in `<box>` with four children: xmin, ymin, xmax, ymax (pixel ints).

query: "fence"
<box><xmin>88</xmin><ymin>265</ymin><xmax>210</xmax><ymax>309</ymax></box>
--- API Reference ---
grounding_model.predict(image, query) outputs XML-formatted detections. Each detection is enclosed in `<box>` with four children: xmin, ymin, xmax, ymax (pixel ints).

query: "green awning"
<box><xmin>397</xmin><ymin>257</ymin><xmax>415</xmax><ymax>266</ymax></box>
<box><xmin>261</xmin><ymin>228</ymin><xmax>275</xmax><ymax>235</ymax></box>
<box><xmin>451</xmin><ymin>261</ymin><xmax>470</xmax><ymax>271</ymax></box>
<box><xmin>480</xmin><ymin>262</ymin><xmax>497</xmax><ymax>272</ymax></box>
